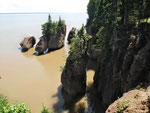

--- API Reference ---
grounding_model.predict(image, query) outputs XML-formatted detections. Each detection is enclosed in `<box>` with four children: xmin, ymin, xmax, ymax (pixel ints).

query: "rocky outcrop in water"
<box><xmin>94</xmin><ymin>24</ymin><xmax>150</xmax><ymax>109</ymax></box>
<box><xmin>67</xmin><ymin>27</ymin><xmax>76</xmax><ymax>44</ymax></box>
<box><xmin>61</xmin><ymin>26</ymin><xmax>88</xmax><ymax>97</ymax></box>
<box><xmin>35</xmin><ymin>25</ymin><xmax>66</xmax><ymax>54</ymax></box>
<box><xmin>61</xmin><ymin>53</ymin><xmax>88</xmax><ymax>96</ymax></box>
<box><xmin>20</xmin><ymin>36</ymin><xmax>36</xmax><ymax>52</ymax></box>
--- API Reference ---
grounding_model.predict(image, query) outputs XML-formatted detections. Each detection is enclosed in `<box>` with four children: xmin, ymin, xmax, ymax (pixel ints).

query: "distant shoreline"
<box><xmin>0</xmin><ymin>12</ymin><xmax>87</xmax><ymax>15</ymax></box>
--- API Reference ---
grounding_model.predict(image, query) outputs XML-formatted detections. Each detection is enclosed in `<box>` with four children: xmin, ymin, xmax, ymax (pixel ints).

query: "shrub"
<box><xmin>3</xmin><ymin>102</ymin><xmax>31</xmax><ymax>113</ymax></box>
<box><xmin>41</xmin><ymin>106</ymin><xmax>54</xmax><ymax>113</ymax></box>
<box><xmin>0</xmin><ymin>94</ymin><xmax>55</xmax><ymax>113</ymax></box>
<box><xmin>0</xmin><ymin>95</ymin><xmax>8</xmax><ymax>113</ymax></box>
<box><xmin>0</xmin><ymin>95</ymin><xmax>30</xmax><ymax>113</ymax></box>
<box><xmin>41</xmin><ymin>106</ymin><xmax>50</xmax><ymax>113</ymax></box>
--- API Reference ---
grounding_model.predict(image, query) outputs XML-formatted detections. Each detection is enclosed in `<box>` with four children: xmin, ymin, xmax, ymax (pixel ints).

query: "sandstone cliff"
<box><xmin>106</xmin><ymin>86</ymin><xmax>150</xmax><ymax>113</ymax></box>
<box><xmin>94</xmin><ymin>24</ymin><xmax>150</xmax><ymax>110</ymax></box>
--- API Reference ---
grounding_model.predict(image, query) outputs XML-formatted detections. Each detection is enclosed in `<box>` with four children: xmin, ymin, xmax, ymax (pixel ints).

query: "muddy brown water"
<box><xmin>0</xmin><ymin>13</ymin><xmax>96</xmax><ymax>113</ymax></box>
<box><xmin>0</xmin><ymin>47</ymin><xmax>66</xmax><ymax>112</ymax></box>
<box><xmin>0</xmin><ymin>45</ymin><xmax>95</xmax><ymax>113</ymax></box>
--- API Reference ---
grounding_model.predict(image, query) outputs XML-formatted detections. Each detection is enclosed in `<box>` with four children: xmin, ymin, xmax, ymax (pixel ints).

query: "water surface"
<box><xmin>0</xmin><ymin>13</ymin><xmax>88</xmax><ymax>113</ymax></box>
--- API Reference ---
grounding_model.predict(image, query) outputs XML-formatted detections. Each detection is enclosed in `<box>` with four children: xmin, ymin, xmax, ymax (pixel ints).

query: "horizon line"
<box><xmin>0</xmin><ymin>12</ymin><xmax>87</xmax><ymax>14</ymax></box>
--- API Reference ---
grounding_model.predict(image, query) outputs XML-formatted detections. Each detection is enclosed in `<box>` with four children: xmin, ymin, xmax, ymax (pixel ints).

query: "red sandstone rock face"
<box><xmin>20</xmin><ymin>36</ymin><xmax>36</xmax><ymax>52</ymax></box>
<box><xmin>106</xmin><ymin>88</ymin><xmax>150</xmax><ymax>113</ymax></box>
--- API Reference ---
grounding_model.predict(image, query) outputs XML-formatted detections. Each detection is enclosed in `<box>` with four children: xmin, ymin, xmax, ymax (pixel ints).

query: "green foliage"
<box><xmin>41</xmin><ymin>106</ymin><xmax>50</xmax><ymax>113</ymax></box>
<box><xmin>42</xmin><ymin>14</ymin><xmax>65</xmax><ymax>37</ymax></box>
<box><xmin>0</xmin><ymin>95</ymin><xmax>55</xmax><ymax>113</ymax></box>
<box><xmin>3</xmin><ymin>102</ymin><xmax>31</xmax><ymax>113</ymax></box>
<box><xmin>94</xmin><ymin>27</ymin><xmax>105</xmax><ymax>51</ymax></box>
<box><xmin>40</xmin><ymin>106</ymin><xmax>54</xmax><ymax>113</ymax></box>
<box><xmin>69</xmin><ymin>26</ymin><xmax>89</xmax><ymax>66</ymax></box>
<box><xmin>136</xmin><ymin>85</ymin><xmax>146</xmax><ymax>92</ymax></box>
<box><xmin>0</xmin><ymin>95</ymin><xmax>30</xmax><ymax>113</ymax></box>
<box><xmin>60</xmin><ymin>65</ymin><xmax>66</xmax><ymax>72</ymax></box>
<box><xmin>116</xmin><ymin>99</ymin><xmax>130</xmax><ymax>113</ymax></box>
<box><xmin>0</xmin><ymin>95</ymin><xmax>8</xmax><ymax>113</ymax></box>
<box><xmin>87</xmin><ymin>0</ymin><xmax>150</xmax><ymax>32</ymax></box>
<box><xmin>87</xmin><ymin>0</ymin><xmax>97</xmax><ymax>28</ymax></box>
<box><xmin>140</xmin><ymin>18</ymin><xmax>150</xmax><ymax>23</ymax></box>
<box><xmin>86</xmin><ymin>0</ymin><xmax>150</xmax><ymax>63</ymax></box>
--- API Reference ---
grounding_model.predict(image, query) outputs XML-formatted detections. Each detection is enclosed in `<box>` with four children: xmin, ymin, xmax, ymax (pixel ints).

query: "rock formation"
<box><xmin>60</xmin><ymin>0</ymin><xmax>150</xmax><ymax>112</ymax></box>
<box><xmin>67</xmin><ymin>27</ymin><xmax>76</xmax><ymax>44</ymax></box>
<box><xmin>20</xmin><ymin>36</ymin><xmax>36</xmax><ymax>52</ymax></box>
<box><xmin>61</xmin><ymin>26</ymin><xmax>88</xmax><ymax>97</ymax></box>
<box><xmin>87</xmin><ymin>37</ymin><xmax>101</xmax><ymax>60</ymax></box>
<box><xmin>61</xmin><ymin>53</ymin><xmax>88</xmax><ymax>96</ymax></box>
<box><xmin>35</xmin><ymin>25</ymin><xmax>66</xmax><ymax>55</ymax></box>
<box><xmin>106</xmin><ymin>87</ymin><xmax>150</xmax><ymax>113</ymax></box>
<box><xmin>94</xmin><ymin>24</ymin><xmax>150</xmax><ymax>109</ymax></box>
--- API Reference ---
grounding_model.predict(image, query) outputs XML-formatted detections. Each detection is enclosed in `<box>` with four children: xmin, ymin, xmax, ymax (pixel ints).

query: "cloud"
<box><xmin>0</xmin><ymin>0</ymin><xmax>89</xmax><ymax>13</ymax></box>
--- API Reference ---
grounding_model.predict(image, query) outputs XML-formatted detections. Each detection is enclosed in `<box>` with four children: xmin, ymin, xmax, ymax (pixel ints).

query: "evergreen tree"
<box><xmin>69</xmin><ymin>26</ymin><xmax>89</xmax><ymax>66</ymax></box>
<box><xmin>86</xmin><ymin>0</ymin><xmax>150</xmax><ymax>62</ymax></box>
<box><xmin>48</xmin><ymin>14</ymin><xmax>51</xmax><ymax>22</ymax></box>
<box><xmin>42</xmin><ymin>14</ymin><xmax>65</xmax><ymax>37</ymax></box>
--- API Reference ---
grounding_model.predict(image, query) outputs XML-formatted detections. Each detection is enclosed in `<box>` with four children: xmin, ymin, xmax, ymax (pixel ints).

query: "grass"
<box><xmin>136</xmin><ymin>85</ymin><xmax>146</xmax><ymax>92</ymax></box>
<box><xmin>41</xmin><ymin>106</ymin><xmax>50</xmax><ymax>113</ymax></box>
<box><xmin>134</xmin><ymin>93</ymin><xmax>140</xmax><ymax>99</ymax></box>
<box><xmin>116</xmin><ymin>98</ymin><xmax>130</xmax><ymax>113</ymax></box>
<box><xmin>41</xmin><ymin>106</ymin><xmax>53</xmax><ymax>113</ymax></box>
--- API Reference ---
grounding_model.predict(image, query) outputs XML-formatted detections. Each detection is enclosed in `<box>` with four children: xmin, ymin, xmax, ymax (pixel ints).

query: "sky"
<box><xmin>0</xmin><ymin>0</ymin><xmax>89</xmax><ymax>13</ymax></box>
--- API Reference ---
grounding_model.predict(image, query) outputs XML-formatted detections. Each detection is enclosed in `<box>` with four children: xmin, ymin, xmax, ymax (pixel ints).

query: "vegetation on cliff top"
<box><xmin>87</xmin><ymin>0</ymin><xmax>150</xmax><ymax>62</ymax></box>
<box><xmin>69</xmin><ymin>25</ymin><xmax>89</xmax><ymax>66</ymax></box>
<box><xmin>42</xmin><ymin>14</ymin><xmax>65</xmax><ymax>37</ymax></box>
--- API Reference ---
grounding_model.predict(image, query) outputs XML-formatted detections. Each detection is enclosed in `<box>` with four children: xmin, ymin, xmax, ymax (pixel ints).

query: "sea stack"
<box><xmin>20</xmin><ymin>36</ymin><xmax>36</xmax><ymax>52</ymax></box>
<box><xmin>35</xmin><ymin>15</ymin><xmax>66</xmax><ymax>55</ymax></box>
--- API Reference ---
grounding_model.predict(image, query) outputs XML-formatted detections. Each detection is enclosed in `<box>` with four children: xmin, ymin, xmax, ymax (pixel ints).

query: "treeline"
<box><xmin>86</xmin><ymin>0</ymin><xmax>150</xmax><ymax>62</ymax></box>
<box><xmin>87</xmin><ymin>0</ymin><xmax>150</xmax><ymax>34</ymax></box>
